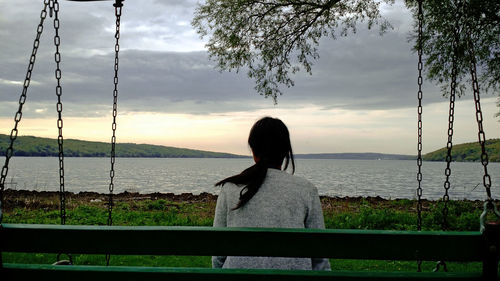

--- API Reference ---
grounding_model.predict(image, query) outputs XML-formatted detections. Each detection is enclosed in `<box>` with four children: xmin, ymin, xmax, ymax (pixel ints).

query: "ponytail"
<box><xmin>215</xmin><ymin>159</ymin><xmax>269</xmax><ymax>210</ymax></box>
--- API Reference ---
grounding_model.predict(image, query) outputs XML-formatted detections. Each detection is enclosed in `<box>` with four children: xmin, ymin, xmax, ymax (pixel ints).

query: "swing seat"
<box><xmin>1</xmin><ymin>223</ymin><xmax>498</xmax><ymax>281</ymax></box>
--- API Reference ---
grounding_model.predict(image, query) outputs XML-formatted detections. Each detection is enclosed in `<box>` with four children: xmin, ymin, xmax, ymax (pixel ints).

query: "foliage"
<box><xmin>322</xmin><ymin>198</ymin><xmax>483</xmax><ymax>231</ymax></box>
<box><xmin>0</xmin><ymin>134</ymin><xmax>244</xmax><ymax>158</ymax></box>
<box><xmin>192</xmin><ymin>0</ymin><xmax>393</xmax><ymax>102</ymax></box>
<box><xmin>193</xmin><ymin>0</ymin><xmax>499</xmax><ymax>118</ymax></box>
<box><xmin>406</xmin><ymin>0</ymin><xmax>499</xmax><ymax>100</ymax></box>
<box><xmin>423</xmin><ymin>138</ymin><xmax>500</xmax><ymax>162</ymax></box>
<box><xmin>5</xmin><ymin>196</ymin><xmax>485</xmax><ymax>230</ymax></box>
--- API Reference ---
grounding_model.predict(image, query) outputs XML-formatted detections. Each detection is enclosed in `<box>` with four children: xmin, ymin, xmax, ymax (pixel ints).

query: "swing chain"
<box><xmin>51</xmin><ymin>0</ymin><xmax>73</xmax><ymax>265</ymax></box>
<box><xmin>0</xmin><ymin>0</ymin><xmax>51</xmax><ymax>224</ymax></box>
<box><xmin>415</xmin><ymin>0</ymin><xmax>424</xmax><ymax>272</ymax></box>
<box><xmin>106</xmin><ymin>0</ymin><xmax>123</xmax><ymax>266</ymax></box>
<box><xmin>108</xmin><ymin>0</ymin><xmax>123</xmax><ymax>228</ymax></box>
<box><xmin>466</xmin><ymin>24</ymin><xmax>492</xmax><ymax>203</ymax></box>
<box><xmin>415</xmin><ymin>0</ymin><xmax>424</xmax><ymax>230</ymax></box>
<box><xmin>441</xmin><ymin>0</ymin><xmax>462</xmax><ymax>232</ymax></box>
<box><xmin>464</xmin><ymin>8</ymin><xmax>496</xmax><ymax>233</ymax></box>
<box><xmin>50</xmin><ymin>0</ymin><xmax>67</xmax><ymax>226</ymax></box>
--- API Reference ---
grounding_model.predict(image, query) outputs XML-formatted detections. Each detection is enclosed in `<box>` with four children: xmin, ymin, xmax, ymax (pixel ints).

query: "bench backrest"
<box><xmin>1</xmin><ymin>223</ymin><xmax>498</xmax><ymax>281</ymax></box>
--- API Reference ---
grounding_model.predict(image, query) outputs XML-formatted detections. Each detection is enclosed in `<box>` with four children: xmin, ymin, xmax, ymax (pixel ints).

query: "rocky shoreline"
<box><xmin>2</xmin><ymin>189</ymin><xmax>490</xmax><ymax>213</ymax></box>
<box><xmin>2</xmin><ymin>189</ymin><xmax>217</xmax><ymax>211</ymax></box>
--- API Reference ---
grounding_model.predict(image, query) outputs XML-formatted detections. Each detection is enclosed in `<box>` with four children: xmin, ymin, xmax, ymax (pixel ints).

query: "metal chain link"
<box><xmin>441</xmin><ymin>0</ymin><xmax>462</xmax><ymax>232</ymax></box>
<box><xmin>106</xmin><ymin>0</ymin><xmax>123</xmax><ymax>266</ymax></box>
<box><xmin>416</xmin><ymin>0</ymin><xmax>424</xmax><ymax>231</ymax></box>
<box><xmin>415</xmin><ymin>0</ymin><xmax>424</xmax><ymax>272</ymax></box>
<box><xmin>51</xmin><ymin>0</ymin><xmax>73</xmax><ymax>265</ymax></box>
<box><xmin>0</xmin><ymin>0</ymin><xmax>50</xmax><ymax>225</ymax></box>
<box><xmin>433</xmin><ymin>1</ymin><xmax>463</xmax><ymax>272</ymax></box>
<box><xmin>51</xmin><ymin>0</ymin><xmax>66</xmax><ymax>226</ymax></box>
<box><xmin>466</xmin><ymin>31</ymin><xmax>492</xmax><ymax>203</ymax></box>
<box><xmin>49</xmin><ymin>0</ymin><xmax>54</xmax><ymax>18</ymax></box>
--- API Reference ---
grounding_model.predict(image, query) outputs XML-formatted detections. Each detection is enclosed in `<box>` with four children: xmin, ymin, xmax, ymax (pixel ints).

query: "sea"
<box><xmin>3</xmin><ymin>157</ymin><xmax>500</xmax><ymax>200</ymax></box>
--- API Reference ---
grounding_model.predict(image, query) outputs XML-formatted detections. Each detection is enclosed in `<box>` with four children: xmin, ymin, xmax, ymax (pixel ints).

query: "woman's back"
<box><xmin>213</xmin><ymin>168</ymin><xmax>330</xmax><ymax>270</ymax></box>
<box><xmin>216</xmin><ymin>168</ymin><xmax>322</xmax><ymax>229</ymax></box>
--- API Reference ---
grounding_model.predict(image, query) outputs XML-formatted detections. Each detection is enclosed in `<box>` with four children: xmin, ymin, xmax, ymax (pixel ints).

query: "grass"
<box><xmin>321</xmin><ymin>197</ymin><xmax>484</xmax><ymax>231</ymax></box>
<box><xmin>2</xmin><ymin>195</ymin><xmax>493</xmax><ymax>272</ymax></box>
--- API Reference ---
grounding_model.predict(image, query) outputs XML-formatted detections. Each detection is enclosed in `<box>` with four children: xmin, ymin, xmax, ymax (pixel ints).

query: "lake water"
<box><xmin>3</xmin><ymin>157</ymin><xmax>499</xmax><ymax>200</ymax></box>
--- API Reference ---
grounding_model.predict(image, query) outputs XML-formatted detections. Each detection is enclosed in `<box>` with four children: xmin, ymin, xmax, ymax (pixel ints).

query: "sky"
<box><xmin>0</xmin><ymin>0</ymin><xmax>499</xmax><ymax>156</ymax></box>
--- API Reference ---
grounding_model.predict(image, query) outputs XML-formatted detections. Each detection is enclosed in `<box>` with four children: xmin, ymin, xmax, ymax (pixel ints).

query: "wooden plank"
<box><xmin>0</xmin><ymin>224</ymin><xmax>484</xmax><ymax>261</ymax></box>
<box><xmin>2</xmin><ymin>263</ymin><xmax>485</xmax><ymax>281</ymax></box>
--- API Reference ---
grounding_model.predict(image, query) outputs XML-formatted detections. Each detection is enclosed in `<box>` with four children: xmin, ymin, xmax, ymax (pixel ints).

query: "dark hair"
<box><xmin>215</xmin><ymin>117</ymin><xmax>295</xmax><ymax>209</ymax></box>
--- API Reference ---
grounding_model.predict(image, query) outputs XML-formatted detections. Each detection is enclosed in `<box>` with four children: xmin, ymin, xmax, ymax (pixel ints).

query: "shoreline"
<box><xmin>7</xmin><ymin>155</ymin><xmax>499</xmax><ymax>162</ymax></box>
<box><xmin>3</xmin><ymin>189</ymin><xmax>490</xmax><ymax>212</ymax></box>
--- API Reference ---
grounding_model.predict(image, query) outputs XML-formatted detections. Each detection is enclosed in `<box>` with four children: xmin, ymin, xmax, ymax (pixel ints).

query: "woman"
<box><xmin>213</xmin><ymin>116</ymin><xmax>331</xmax><ymax>270</ymax></box>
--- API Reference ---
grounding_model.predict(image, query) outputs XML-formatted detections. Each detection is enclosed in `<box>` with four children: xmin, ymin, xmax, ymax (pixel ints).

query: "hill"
<box><xmin>295</xmin><ymin>153</ymin><xmax>414</xmax><ymax>160</ymax></box>
<box><xmin>0</xmin><ymin>134</ymin><xmax>245</xmax><ymax>158</ymax></box>
<box><xmin>423</xmin><ymin>139</ymin><xmax>500</xmax><ymax>162</ymax></box>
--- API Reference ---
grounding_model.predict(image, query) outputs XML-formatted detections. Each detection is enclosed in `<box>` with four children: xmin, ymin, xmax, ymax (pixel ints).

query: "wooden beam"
<box><xmin>0</xmin><ymin>224</ymin><xmax>484</xmax><ymax>261</ymax></box>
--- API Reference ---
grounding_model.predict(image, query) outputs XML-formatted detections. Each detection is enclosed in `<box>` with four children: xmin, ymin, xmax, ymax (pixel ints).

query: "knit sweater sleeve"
<box><xmin>212</xmin><ymin>187</ymin><xmax>228</xmax><ymax>268</ymax></box>
<box><xmin>305</xmin><ymin>185</ymin><xmax>331</xmax><ymax>271</ymax></box>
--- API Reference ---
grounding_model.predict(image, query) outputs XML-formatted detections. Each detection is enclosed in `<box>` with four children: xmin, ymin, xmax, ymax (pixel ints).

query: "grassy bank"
<box><xmin>2</xmin><ymin>190</ymin><xmax>493</xmax><ymax>272</ymax></box>
<box><xmin>423</xmin><ymin>138</ymin><xmax>500</xmax><ymax>162</ymax></box>
<box><xmin>0</xmin><ymin>134</ymin><xmax>244</xmax><ymax>158</ymax></box>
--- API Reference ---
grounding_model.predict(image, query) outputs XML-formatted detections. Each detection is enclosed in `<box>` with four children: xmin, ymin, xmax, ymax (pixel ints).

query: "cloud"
<box><xmin>284</xmin><ymin>28</ymin><xmax>447</xmax><ymax>110</ymax></box>
<box><xmin>0</xmin><ymin>0</ymin><xmax>464</xmax><ymax>119</ymax></box>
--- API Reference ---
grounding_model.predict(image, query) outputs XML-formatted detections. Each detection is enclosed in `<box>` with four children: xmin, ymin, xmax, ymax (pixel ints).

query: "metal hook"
<box><xmin>53</xmin><ymin>253</ymin><xmax>73</xmax><ymax>265</ymax></box>
<box><xmin>480</xmin><ymin>201</ymin><xmax>500</xmax><ymax>233</ymax></box>
<box><xmin>433</xmin><ymin>260</ymin><xmax>448</xmax><ymax>272</ymax></box>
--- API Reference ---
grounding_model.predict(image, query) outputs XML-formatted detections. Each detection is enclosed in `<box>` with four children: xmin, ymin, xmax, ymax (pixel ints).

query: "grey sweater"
<box><xmin>212</xmin><ymin>168</ymin><xmax>331</xmax><ymax>270</ymax></box>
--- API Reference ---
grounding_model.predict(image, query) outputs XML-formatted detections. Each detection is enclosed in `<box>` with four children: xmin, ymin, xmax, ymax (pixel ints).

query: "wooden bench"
<box><xmin>1</xmin><ymin>223</ymin><xmax>499</xmax><ymax>280</ymax></box>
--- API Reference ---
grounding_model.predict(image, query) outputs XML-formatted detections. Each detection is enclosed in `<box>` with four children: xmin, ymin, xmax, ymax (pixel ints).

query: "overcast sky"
<box><xmin>1</xmin><ymin>0</ymin><xmax>499</xmax><ymax>155</ymax></box>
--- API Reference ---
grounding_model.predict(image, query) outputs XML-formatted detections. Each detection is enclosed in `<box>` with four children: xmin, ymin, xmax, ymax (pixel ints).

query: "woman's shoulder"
<box><xmin>218</xmin><ymin>181</ymin><xmax>243</xmax><ymax>199</ymax></box>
